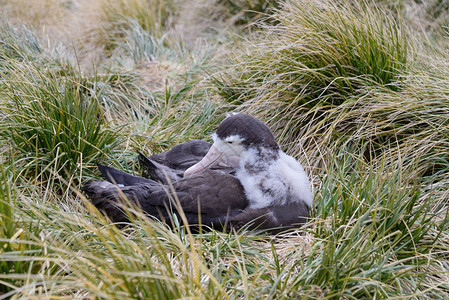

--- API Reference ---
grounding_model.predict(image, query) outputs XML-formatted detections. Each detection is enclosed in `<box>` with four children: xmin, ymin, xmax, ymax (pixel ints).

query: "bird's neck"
<box><xmin>240</xmin><ymin>146</ymin><xmax>280</xmax><ymax>174</ymax></box>
<box><xmin>236</xmin><ymin>146</ymin><xmax>283</xmax><ymax>208</ymax></box>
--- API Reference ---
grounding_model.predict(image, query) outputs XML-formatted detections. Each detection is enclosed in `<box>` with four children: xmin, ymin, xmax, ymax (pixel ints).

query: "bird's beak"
<box><xmin>184</xmin><ymin>143</ymin><xmax>223</xmax><ymax>177</ymax></box>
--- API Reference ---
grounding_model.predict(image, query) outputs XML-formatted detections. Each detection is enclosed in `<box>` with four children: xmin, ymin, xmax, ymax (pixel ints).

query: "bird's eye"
<box><xmin>227</xmin><ymin>141</ymin><xmax>233</xmax><ymax>144</ymax></box>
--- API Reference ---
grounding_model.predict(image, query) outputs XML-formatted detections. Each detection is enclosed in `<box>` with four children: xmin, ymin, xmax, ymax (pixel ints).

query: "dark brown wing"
<box><xmin>98</xmin><ymin>164</ymin><xmax>153</xmax><ymax>185</ymax></box>
<box><xmin>138</xmin><ymin>153</ymin><xmax>184</xmax><ymax>184</ymax></box>
<box><xmin>148</xmin><ymin>140</ymin><xmax>211</xmax><ymax>170</ymax></box>
<box><xmin>140</xmin><ymin>140</ymin><xmax>236</xmax><ymax>184</ymax></box>
<box><xmin>84</xmin><ymin>169</ymin><xmax>248</xmax><ymax>227</ymax></box>
<box><xmin>139</xmin><ymin>140</ymin><xmax>211</xmax><ymax>184</ymax></box>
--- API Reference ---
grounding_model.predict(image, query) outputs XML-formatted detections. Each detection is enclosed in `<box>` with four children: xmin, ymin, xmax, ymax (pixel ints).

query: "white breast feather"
<box><xmin>277</xmin><ymin>152</ymin><xmax>313</xmax><ymax>207</ymax></box>
<box><xmin>236</xmin><ymin>150</ymin><xmax>313</xmax><ymax>209</ymax></box>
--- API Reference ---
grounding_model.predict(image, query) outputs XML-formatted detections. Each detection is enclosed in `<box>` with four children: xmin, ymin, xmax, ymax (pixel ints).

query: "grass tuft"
<box><xmin>0</xmin><ymin>24</ymin><xmax>122</xmax><ymax>186</ymax></box>
<box><xmin>0</xmin><ymin>21</ymin><xmax>43</xmax><ymax>62</ymax></box>
<box><xmin>216</xmin><ymin>0</ymin><xmax>407</xmax><ymax>106</ymax></box>
<box><xmin>93</xmin><ymin>0</ymin><xmax>176</xmax><ymax>53</ymax></box>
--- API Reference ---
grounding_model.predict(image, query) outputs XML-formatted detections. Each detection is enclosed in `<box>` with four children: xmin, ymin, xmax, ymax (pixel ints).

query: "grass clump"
<box><xmin>0</xmin><ymin>61</ymin><xmax>121</xmax><ymax>185</ymax></box>
<box><xmin>0</xmin><ymin>24</ymin><xmax>123</xmax><ymax>186</ymax></box>
<box><xmin>216</xmin><ymin>0</ymin><xmax>407</xmax><ymax>106</ymax></box>
<box><xmin>287</xmin><ymin>147</ymin><xmax>449</xmax><ymax>298</ymax></box>
<box><xmin>93</xmin><ymin>0</ymin><xmax>176</xmax><ymax>53</ymax></box>
<box><xmin>0</xmin><ymin>161</ymin><xmax>61</xmax><ymax>296</ymax></box>
<box><xmin>214</xmin><ymin>0</ymin><xmax>409</xmax><ymax>159</ymax></box>
<box><xmin>103</xmin><ymin>21</ymin><xmax>227</xmax><ymax>153</ymax></box>
<box><xmin>0</xmin><ymin>22</ymin><xmax>43</xmax><ymax>63</ymax></box>
<box><xmin>0</xmin><ymin>0</ymin><xmax>67</xmax><ymax>29</ymax></box>
<box><xmin>219</xmin><ymin>0</ymin><xmax>281</xmax><ymax>25</ymax></box>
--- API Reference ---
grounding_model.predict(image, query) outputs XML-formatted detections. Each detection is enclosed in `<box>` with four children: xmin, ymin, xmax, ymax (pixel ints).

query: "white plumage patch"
<box><xmin>236</xmin><ymin>149</ymin><xmax>313</xmax><ymax>209</ymax></box>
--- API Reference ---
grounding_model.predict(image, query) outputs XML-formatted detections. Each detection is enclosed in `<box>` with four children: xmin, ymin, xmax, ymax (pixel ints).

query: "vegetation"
<box><xmin>0</xmin><ymin>0</ymin><xmax>448</xmax><ymax>298</ymax></box>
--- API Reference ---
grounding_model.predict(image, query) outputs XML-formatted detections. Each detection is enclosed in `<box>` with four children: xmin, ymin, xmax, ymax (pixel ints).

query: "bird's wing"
<box><xmin>84</xmin><ymin>169</ymin><xmax>248</xmax><ymax>226</ymax></box>
<box><xmin>98</xmin><ymin>164</ymin><xmax>154</xmax><ymax>186</ymax></box>
<box><xmin>138</xmin><ymin>153</ymin><xmax>183</xmax><ymax>184</ymax></box>
<box><xmin>150</xmin><ymin>140</ymin><xmax>211</xmax><ymax>170</ymax></box>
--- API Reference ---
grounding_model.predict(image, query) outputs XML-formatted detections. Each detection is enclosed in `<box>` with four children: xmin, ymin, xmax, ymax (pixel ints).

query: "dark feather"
<box><xmin>145</xmin><ymin>140</ymin><xmax>211</xmax><ymax>169</ymax></box>
<box><xmin>84</xmin><ymin>167</ymin><xmax>248</xmax><ymax>229</ymax></box>
<box><xmin>230</xmin><ymin>202</ymin><xmax>310</xmax><ymax>234</ymax></box>
<box><xmin>139</xmin><ymin>140</ymin><xmax>211</xmax><ymax>184</ymax></box>
<box><xmin>138</xmin><ymin>153</ymin><xmax>183</xmax><ymax>184</ymax></box>
<box><xmin>139</xmin><ymin>140</ymin><xmax>235</xmax><ymax>184</ymax></box>
<box><xmin>98</xmin><ymin>164</ymin><xmax>153</xmax><ymax>186</ymax></box>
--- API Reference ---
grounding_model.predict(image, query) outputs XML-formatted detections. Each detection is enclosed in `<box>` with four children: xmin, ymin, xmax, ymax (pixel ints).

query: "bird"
<box><xmin>83</xmin><ymin>114</ymin><xmax>313</xmax><ymax>233</ymax></box>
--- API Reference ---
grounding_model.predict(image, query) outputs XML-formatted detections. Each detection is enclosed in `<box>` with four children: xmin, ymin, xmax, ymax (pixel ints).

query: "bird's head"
<box><xmin>184</xmin><ymin>114</ymin><xmax>279</xmax><ymax>177</ymax></box>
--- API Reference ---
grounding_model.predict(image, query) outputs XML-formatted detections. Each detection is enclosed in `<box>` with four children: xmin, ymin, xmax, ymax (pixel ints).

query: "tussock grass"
<box><xmin>220</xmin><ymin>0</ymin><xmax>281</xmax><ymax>25</ymax></box>
<box><xmin>0</xmin><ymin>62</ymin><xmax>121</xmax><ymax>185</ymax></box>
<box><xmin>287</xmin><ymin>146</ymin><xmax>449</xmax><ymax>297</ymax></box>
<box><xmin>216</xmin><ymin>0</ymin><xmax>407</xmax><ymax>105</ymax></box>
<box><xmin>99</xmin><ymin>21</ymin><xmax>228</xmax><ymax>155</ymax></box>
<box><xmin>0</xmin><ymin>23</ymin><xmax>122</xmax><ymax>186</ymax></box>
<box><xmin>0</xmin><ymin>161</ymin><xmax>61</xmax><ymax>296</ymax></box>
<box><xmin>213</xmin><ymin>0</ymin><xmax>411</xmax><ymax>167</ymax></box>
<box><xmin>91</xmin><ymin>0</ymin><xmax>176</xmax><ymax>53</ymax></box>
<box><xmin>1</xmin><ymin>0</ymin><xmax>449</xmax><ymax>298</ymax></box>
<box><xmin>0</xmin><ymin>22</ymin><xmax>43</xmax><ymax>62</ymax></box>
